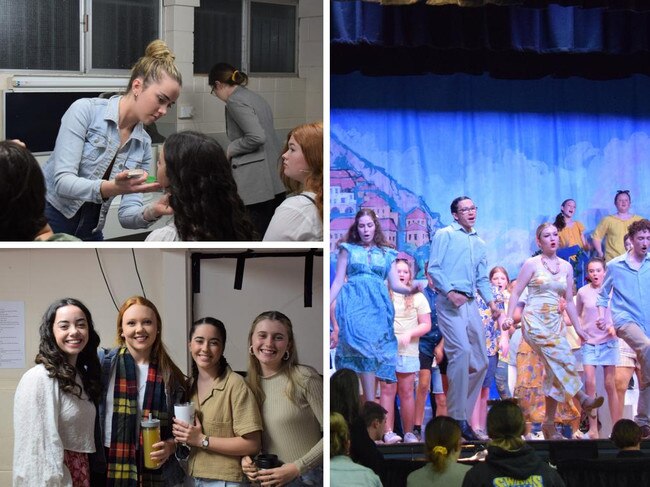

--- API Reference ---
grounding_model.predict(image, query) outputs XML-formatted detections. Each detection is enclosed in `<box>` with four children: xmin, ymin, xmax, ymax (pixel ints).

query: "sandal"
<box><xmin>581</xmin><ymin>395</ymin><xmax>604</xmax><ymax>413</ymax></box>
<box><xmin>542</xmin><ymin>422</ymin><xmax>564</xmax><ymax>440</ymax></box>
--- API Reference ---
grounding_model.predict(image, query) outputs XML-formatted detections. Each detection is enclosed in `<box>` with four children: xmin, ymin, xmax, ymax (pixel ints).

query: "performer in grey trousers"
<box><xmin>428</xmin><ymin>196</ymin><xmax>500</xmax><ymax>441</ymax></box>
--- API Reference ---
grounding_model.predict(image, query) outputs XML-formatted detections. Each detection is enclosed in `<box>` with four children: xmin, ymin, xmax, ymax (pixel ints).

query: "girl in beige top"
<box><xmin>172</xmin><ymin>317</ymin><xmax>262</xmax><ymax>484</ymax></box>
<box><xmin>242</xmin><ymin>311</ymin><xmax>323</xmax><ymax>486</ymax></box>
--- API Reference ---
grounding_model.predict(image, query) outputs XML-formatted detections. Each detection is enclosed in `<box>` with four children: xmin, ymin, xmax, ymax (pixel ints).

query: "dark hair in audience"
<box><xmin>424</xmin><ymin>416</ymin><xmax>461</xmax><ymax>473</ymax></box>
<box><xmin>208</xmin><ymin>63</ymin><xmax>248</xmax><ymax>87</ymax></box>
<box><xmin>36</xmin><ymin>298</ymin><xmax>102</xmax><ymax>403</ymax></box>
<box><xmin>360</xmin><ymin>401</ymin><xmax>387</xmax><ymax>428</ymax></box>
<box><xmin>330</xmin><ymin>368</ymin><xmax>361</xmax><ymax>424</ymax></box>
<box><xmin>450</xmin><ymin>196</ymin><xmax>471</xmax><ymax>214</ymax></box>
<box><xmin>487</xmin><ymin>399</ymin><xmax>526</xmax><ymax>451</ymax></box>
<box><xmin>331</xmin><ymin>412</ymin><xmax>350</xmax><ymax>457</ymax></box>
<box><xmin>553</xmin><ymin>198</ymin><xmax>575</xmax><ymax>232</ymax></box>
<box><xmin>611</xmin><ymin>419</ymin><xmax>642</xmax><ymax>449</ymax></box>
<box><xmin>188</xmin><ymin>317</ymin><xmax>230</xmax><ymax>392</ymax></box>
<box><xmin>0</xmin><ymin>140</ymin><xmax>48</xmax><ymax>241</ymax></box>
<box><xmin>340</xmin><ymin>208</ymin><xmax>393</xmax><ymax>249</ymax></box>
<box><xmin>163</xmin><ymin>131</ymin><xmax>255</xmax><ymax>241</ymax></box>
<box><xmin>627</xmin><ymin>219</ymin><xmax>650</xmax><ymax>239</ymax></box>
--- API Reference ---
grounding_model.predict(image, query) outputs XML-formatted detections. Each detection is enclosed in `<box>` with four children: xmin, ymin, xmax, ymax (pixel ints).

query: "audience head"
<box><xmin>361</xmin><ymin>401</ymin><xmax>387</xmax><ymax>442</ymax></box>
<box><xmin>424</xmin><ymin>416</ymin><xmax>462</xmax><ymax>473</ymax></box>
<box><xmin>486</xmin><ymin>399</ymin><xmax>526</xmax><ymax>451</ymax></box>
<box><xmin>0</xmin><ymin>140</ymin><xmax>48</xmax><ymax>241</ymax></box>
<box><xmin>208</xmin><ymin>63</ymin><xmax>248</xmax><ymax>101</ymax></box>
<box><xmin>157</xmin><ymin>130</ymin><xmax>255</xmax><ymax>240</ymax></box>
<box><xmin>330</xmin><ymin>412</ymin><xmax>350</xmax><ymax>458</ymax></box>
<box><xmin>611</xmin><ymin>419</ymin><xmax>642</xmax><ymax>450</ymax></box>
<box><xmin>35</xmin><ymin>298</ymin><xmax>101</xmax><ymax>402</ymax></box>
<box><xmin>280</xmin><ymin>122</ymin><xmax>323</xmax><ymax>220</ymax></box>
<box><xmin>126</xmin><ymin>40</ymin><xmax>181</xmax><ymax>122</ymax></box>
<box><xmin>342</xmin><ymin>208</ymin><xmax>390</xmax><ymax>248</ymax></box>
<box><xmin>330</xmin><ymin>368</ymin><xmax>362</xmax><ymax>424</ymax></box>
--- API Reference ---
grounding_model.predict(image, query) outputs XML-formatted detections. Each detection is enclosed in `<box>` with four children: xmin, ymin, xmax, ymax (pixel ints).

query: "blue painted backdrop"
<box><xmin>330</xmin><ymin>73</ymin><xmax>650</xmax><ymax>278</ymax></box>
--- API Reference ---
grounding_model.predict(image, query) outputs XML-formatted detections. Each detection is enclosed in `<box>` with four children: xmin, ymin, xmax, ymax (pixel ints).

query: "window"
<box><xmin>0</xmin><ymin>0</ymin><xmax>160</xmax><ymax>72</ymax></box>
<box><xmin>194</xmin><ymin>0</ymin><xmax>297</xmax><ymax>75</ymax></box>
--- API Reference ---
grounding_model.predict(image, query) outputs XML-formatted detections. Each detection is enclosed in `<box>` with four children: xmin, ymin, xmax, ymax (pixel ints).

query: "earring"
<box><xmin>249</xmin><ymin>346</ymin><xmax>254</xmax><ymax>355</ymax></box>
<box><xmin>282</xmin><ymin>351</ymin><xmax>290</xmax><ymax>361</ymax></box>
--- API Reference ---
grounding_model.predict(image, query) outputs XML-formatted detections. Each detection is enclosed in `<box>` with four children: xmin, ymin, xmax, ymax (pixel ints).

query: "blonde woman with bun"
<box><xmin>330</xmin><ymin>412</ymin><xmax>382</xmax><ymax>487</ymax></box>
<box><xmin>208</xmin><ymin>63</ymin><xmax>286</xmax><ymax>237</ymax></box>
<box><xmin>44</xmin><ymin>39</ymin><xmax>181</xmax><ymax>241</ymax></box>
<box><xmin>407</xmin><ymin>416</ymin><xmax>469</xmax><ymax>487</ymax></box>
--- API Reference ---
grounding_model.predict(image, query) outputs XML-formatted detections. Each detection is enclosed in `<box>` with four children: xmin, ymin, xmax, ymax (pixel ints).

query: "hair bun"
<box><xmin>145</xmin><ymin>39</ymin><xmax>175</xmax><ymax>62</ymax></box>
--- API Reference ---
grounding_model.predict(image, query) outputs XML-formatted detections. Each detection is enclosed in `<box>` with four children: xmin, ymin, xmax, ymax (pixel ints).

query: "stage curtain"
<box><xmin>330</xmin><ymin>72</ymin><xmax>650</xmax><ymax>276</ymax></box>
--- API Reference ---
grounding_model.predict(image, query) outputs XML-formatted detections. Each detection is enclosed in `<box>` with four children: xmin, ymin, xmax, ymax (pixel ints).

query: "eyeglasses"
<box><xmin>456</xmin><ymin>206</ymin><xmax>478</xmax><ymax>214</ymax></box>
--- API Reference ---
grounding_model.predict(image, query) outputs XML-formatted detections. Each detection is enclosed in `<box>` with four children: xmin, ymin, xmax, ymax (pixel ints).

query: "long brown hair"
<box><xmin>246</xmin><ymin>311</ymin><xmax>308</xmax><ymax>407</ymax></box>
<box><xmin>340</xmin><ymin>208</ymin><xmax>393</xmax><ymax>249</ymax></box>
<box><xmin>281</xmin><ymin>122</ymin><xmax>323</xmax><ymax>221</ymax></box>
<box><xmin>116</xmin><ymin>296</ymin><xmax>186</xmax><ymax>391</ymax></box>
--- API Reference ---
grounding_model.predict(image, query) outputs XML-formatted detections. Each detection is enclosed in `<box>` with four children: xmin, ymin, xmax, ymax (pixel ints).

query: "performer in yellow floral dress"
<box><xmin>504</xmin><ymin>223</ymin><xmax>604</xmax><ymax>440</ymax></box>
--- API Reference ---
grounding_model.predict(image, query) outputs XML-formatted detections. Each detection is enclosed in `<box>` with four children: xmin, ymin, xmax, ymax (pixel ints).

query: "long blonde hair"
<box><xmin>246</xmin><ymin>311</ymin><xmax>307</xmax><ymax>407</ymax></box>
<box><xmin>127</xmin><ymin>39</ymin><xmax>182</xmax><ymax>93</ymax></box>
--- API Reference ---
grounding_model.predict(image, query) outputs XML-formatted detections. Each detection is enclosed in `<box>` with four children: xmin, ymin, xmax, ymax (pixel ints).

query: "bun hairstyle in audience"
<box><xmin>127</xmin><ymin>39</ymin><xmax>182</xmax><ymax>92</ymax></box>
<box><xmin>424</xmin><ymin>416</ymin><xmax>462</xmax><ymax>473</ymax></box>
<box><xmin>611</xmin><ymin>419</ymin><xmax>642</xmax><ymax>449</ymax></box>
<box><xmin>161</xmin><ymin>131</ymin><xmax>256</xmax><ymax>241</ymax></box>
<box><xmin>486</xmin><ymin>399</ymin><xmax>526</xmax><ymax>451</ymax></box>
<box><xmin>208</xmin><ymin>63</ymin><xmax>249</xmax><ymax>87</ymax></box>
<box><xmin>331</xmin><ymin>412</ymin><xmax>350</xmax><ymax>457</ymax></box>
<box><xmin>0</xmin><ymin>140</ymin><xmax>47</xmax><ymax>240</ymax></box>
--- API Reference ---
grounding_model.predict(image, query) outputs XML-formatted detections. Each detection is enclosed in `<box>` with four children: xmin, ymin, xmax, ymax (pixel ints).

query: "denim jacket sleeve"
<box><xmin>48</xmin><ymin>98</ymin><xmax>106</xmax><ymax>204</ymax></box>
<box><xmin>117</xmin><ymin>137</ymin><xmax>153</xmax><ymax>229</ymax></box>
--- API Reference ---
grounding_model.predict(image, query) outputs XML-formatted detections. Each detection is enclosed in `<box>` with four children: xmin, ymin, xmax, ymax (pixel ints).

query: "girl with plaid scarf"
<box><xmin>91</xmin><ymin>296</ymin><xmax>187</xmax><ymax>487</ymax></box>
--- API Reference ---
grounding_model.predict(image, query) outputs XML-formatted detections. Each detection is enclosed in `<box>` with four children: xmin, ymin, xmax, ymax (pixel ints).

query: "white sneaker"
<box><xmin>383</xmin><ymin>431</ymin><xmax>402</xmax><ymax>444</ymax></box>
<box><xmin>403</xmin><ymin>432</ymin><xmax>419</xmax><ymax>443</ymax></box>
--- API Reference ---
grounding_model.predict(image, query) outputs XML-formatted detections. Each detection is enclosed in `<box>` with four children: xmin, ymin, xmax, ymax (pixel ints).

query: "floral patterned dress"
<box><xmin>521</xmin><ymin>263</ymin><xmax>582</xmax><ymax>402</ymax></box>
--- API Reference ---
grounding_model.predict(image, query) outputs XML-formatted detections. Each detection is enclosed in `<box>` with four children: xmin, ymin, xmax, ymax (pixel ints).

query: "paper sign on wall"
<box><xmin>0</xmin><ymin>301</ymin><xmax>25</xmax><ymax>368</ymax></box>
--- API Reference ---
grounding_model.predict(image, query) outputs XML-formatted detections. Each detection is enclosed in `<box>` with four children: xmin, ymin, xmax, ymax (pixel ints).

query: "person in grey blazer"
<box><xmin>209</xmin><ymin>63</ymin><xmax>286</xmax><ymax>237</ymax></box>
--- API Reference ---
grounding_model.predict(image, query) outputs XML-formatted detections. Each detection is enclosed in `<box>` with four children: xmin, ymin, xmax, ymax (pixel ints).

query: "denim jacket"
<box><xmin>43</xmin><ymin>96</ymin><xmax>153</xmax><ymax>233</ymax></box>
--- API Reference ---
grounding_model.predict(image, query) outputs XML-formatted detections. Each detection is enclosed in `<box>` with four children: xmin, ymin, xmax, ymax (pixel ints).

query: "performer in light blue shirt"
<box><xmin>428</xmin><ymin>196</ymin><xmax>500</xmax><ymax>441</ymax></box>
<box><xmin>597</xmin><ymin>218</ymin><xmax>650</xmax><ymax>437</ymax></box>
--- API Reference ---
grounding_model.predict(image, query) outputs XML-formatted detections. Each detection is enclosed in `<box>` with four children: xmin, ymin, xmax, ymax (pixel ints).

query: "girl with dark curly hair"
<box><xmin>146</xmin><ymin>130</ymin><xmax>256</xmax><ymax>241</ymax></box>
<box><xmin>13</xmin><ymin>298</ymin><xmax>101</xmax><ymax>486</ymax></box>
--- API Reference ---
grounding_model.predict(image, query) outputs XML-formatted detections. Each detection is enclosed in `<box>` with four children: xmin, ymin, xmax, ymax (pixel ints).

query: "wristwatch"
<box><xmin>201</xmin><ymin>436</ymin><xmax>209</xmax><ymax>449</ymax></box>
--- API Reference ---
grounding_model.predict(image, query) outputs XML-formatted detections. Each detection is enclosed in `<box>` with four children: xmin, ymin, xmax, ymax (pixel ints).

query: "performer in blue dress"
<box><xmin>330</xmin><ymin>209</ymin><xmax>421</xmax><ymax>403</ymax></box>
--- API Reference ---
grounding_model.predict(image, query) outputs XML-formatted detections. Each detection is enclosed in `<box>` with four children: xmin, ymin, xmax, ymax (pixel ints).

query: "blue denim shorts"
<box><xmin>582</xmin><ymin>339</ymin><xmax>619</xmax><ymax>366</ymax></box>
<box><xmin>396</xmin><ymin>354</ymin><xmax>420</xmax><ymax>373</ymax></box>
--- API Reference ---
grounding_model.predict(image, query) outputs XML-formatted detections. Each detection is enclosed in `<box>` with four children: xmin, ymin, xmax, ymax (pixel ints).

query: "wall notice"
<box><xmin>0</xmin><ymin>301</ymin><xmax>25</xmax><ymax>368</ymax></box>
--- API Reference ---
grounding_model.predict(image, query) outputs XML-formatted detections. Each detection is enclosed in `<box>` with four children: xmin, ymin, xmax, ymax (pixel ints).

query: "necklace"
<box><xmin>541</xmin><ymin>256</ymin><xmax>560</xmax><ymax>275</ymax></box>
